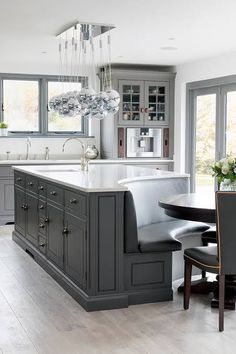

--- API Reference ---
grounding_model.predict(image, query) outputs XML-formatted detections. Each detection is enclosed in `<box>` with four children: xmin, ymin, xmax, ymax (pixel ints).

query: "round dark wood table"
<box><xmin>159</xmin><ymin>192</ymin><xmax>236</xmax><ymax>310</ymax></box>
<box><xmin>158</xmin><ymin>193</ymin><xmax>216</xmax><ymax>223</ymax></box>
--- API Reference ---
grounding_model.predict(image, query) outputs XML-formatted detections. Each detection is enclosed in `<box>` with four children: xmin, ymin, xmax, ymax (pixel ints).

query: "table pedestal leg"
<box><xmin>211</xmin><ymin>275</ymin><xmax>236</xmax><ymax>310</ymax></box>
<box><xmin>178</xmin><ymin>277</ymin><xmax>214</xmax><ymax>294</ymax></box>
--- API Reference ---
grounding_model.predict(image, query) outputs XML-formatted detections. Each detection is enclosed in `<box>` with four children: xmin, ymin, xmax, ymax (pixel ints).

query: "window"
<box><xmin>3</xmin><ymin>79</ymin><xmax>39</xmax><ymax>132</ymax></box>
<box><xmin>0</xmin><ymin>74</ymin><xmax>86</xmax><ymax>136</ymax></box>
<box><xmin>187</xmin><ymin>77</ymin><xmax>236</xmax><ymax>192</ymax></box>
<box><xmin>48</xmin><ymin>81</ymin><xmax>82</xmax><ymax>132</ymax></box>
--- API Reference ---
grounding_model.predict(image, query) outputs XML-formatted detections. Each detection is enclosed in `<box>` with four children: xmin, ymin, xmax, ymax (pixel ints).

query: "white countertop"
<box><xmin>13</xmin><ymin>164</ymin><xmax>188</xmax><ymax>192</ymax></box>
<box><xmin>0</xmin><ymin>158</ymin><xmax>173</xmax><ymax>165</ymax></box>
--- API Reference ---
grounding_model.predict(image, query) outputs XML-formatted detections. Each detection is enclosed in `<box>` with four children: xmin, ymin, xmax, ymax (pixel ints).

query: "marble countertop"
<box><xmin>13</xmin><ymin>164</ymin><xmax>188</xmax><ymax>192</ymax></box>
<box><xmin>0</xmin><ymin>158</ymin><xmax>174</xmax><ymax>165</ymax></box>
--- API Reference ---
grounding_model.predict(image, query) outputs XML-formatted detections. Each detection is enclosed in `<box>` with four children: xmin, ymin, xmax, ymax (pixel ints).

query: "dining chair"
<box><xmin>183</xmin><ymin>191</ymin><xmax>236</xmax><ymax>332</ymax></box>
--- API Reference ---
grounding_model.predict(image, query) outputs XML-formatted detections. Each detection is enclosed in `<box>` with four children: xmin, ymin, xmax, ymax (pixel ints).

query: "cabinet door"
<box><xmin>64</xmin><ymin>213</ymin><xmax>87</xmax><ymax>289</ymax></box>
<box><xmin>118</xmin><ymin>80</ymin><xmax>144</xmax><ymax>125</ymax></box>
<box><xmin>15</xmin><ymin>188</ymin><xmax>26</xmax><ymax>236</ymax></box>
<box><xmin>25</xmin><ymin>193</ymin><xmax>39</xmax><ymax>247</ymax></box>
<box><xmin>47</xmin><ymin>203</ymin><xmax>64</xmax><ymax>269</ymax></box>
<box><xmin>144</xmin><ymin>81</ymin><xmax>169</xmax><ymax>125</ymax></box>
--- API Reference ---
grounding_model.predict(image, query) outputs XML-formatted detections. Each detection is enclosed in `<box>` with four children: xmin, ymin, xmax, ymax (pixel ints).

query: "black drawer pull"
<box><xmin>69</xmin><ymin>198</ymin><xmax>77</xmax><ymax>204</ymax></box>
<box><xmin>27</xmin><ymin>181</ymin><xmax>33</xmax><ymax>186</ymax></box>
<box><xmin>62</xmin><ymin>227</ymin><xmax>69</xmax><ymax>235</ymax></box>
<box><xmin>39</xmin><ymin>242</ymin><xmax>46</xmax><ymax>247</ymax></box>
<box><xmin>21</xmin><ymin>204</ymin><xmax>28</xmax><ymax>210</ymax></box>
<box><xmin>16</xmin><ymin>177</ymin><xmax>22</xmax><ymax>182</ymax></box>
<box><xmin>50</xmin><ymin>191</ymin><xmax>57</xmax><ymax>196</ymax></box>
<box><xmin>38</xmin><ymin>185</ymin><xmax>44</xmax><ymax>190</ymax></box>
<box><xmin>39</xmin><ymin>223</ymin><xmax>45</xmax><ymax>228</ymax></box>
<box><xmin>39</xmin><ymin>204</ymin><xmax>45</xmax><ymax>209</ymax></box>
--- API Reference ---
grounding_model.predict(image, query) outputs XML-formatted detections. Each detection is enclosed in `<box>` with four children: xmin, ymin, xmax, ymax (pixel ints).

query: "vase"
<box><xmin>85</xmin><ymin>145</ymin><xmax>99</xmax><ymax>160</ymax></box>
<box><xmin>220</xmin><ymin>179</ymin><xmax>236</xmax><ymax>191</ymax></box>
<box><xmin>0</xmin><ymin>128</ymin><xmax>8</xmax><ymax>136</ymax></box>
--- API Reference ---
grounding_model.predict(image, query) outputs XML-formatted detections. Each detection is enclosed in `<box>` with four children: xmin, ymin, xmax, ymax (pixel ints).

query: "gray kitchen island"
<box><xmin>12</xmin><ymin>164</ymin><xmax>190</xmax><ymax>311</ymax></box>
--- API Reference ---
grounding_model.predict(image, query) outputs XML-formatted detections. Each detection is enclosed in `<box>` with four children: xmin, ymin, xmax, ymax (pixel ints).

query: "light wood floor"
<box><xmin>0</xmin><ymin>226</ymin><xmax>235</xmax><ymax>354</ymax></box>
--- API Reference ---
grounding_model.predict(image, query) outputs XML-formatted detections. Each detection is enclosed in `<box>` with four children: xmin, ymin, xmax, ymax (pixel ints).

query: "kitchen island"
<box><xmin>12</xmin><ymin>164</ymin><xmax>189</xmax><ymax>311</ymax></box>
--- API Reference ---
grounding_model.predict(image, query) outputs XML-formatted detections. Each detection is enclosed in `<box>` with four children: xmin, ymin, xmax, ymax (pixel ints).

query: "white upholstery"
<box><xmin>123</xmin><ymin>177</ymin><xmax>190</xmax><ymax>228</ymax></box>
<box><xmin>123</xmin><ymin>177</ymin><xmax>204</xmax><ymax>281</ymax></box>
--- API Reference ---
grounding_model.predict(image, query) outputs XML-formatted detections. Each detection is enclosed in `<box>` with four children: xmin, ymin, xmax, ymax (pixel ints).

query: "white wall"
<box><xmin>175</xmin><ymin>50</ymin><xmax>236</xmax><ymax>173</ymax></box>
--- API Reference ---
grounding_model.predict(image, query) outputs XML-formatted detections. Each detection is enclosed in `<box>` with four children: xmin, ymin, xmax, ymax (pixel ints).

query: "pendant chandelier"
<box><xmin>49</xmin><ymin>21</ymin><xmax>120</xmax><ymax>120</ymax></box>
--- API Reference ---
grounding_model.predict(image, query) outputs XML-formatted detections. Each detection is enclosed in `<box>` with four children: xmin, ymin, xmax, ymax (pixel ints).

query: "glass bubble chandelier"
<box><xmin>49</xmin><ymin>22</ymin><xmax>120</xmax><ymax>120</ymax></box>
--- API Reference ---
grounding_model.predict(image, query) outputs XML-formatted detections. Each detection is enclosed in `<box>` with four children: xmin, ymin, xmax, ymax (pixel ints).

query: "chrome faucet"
<box><xmin>26</xmin><ymin>137</ymin><xmax>31</xmax><ymax>160</ymax></box>
<box><xmin>62</xmin><ymin>137</ymin><xmax>88</xmax><ymax>171</ymax></box>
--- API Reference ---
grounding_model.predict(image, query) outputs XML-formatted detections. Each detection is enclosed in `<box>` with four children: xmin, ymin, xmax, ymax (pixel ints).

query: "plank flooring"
<box><xmin>0</xmin><ymin>226</ymin><xmax>235</xmax><ymax>354</ymax></box>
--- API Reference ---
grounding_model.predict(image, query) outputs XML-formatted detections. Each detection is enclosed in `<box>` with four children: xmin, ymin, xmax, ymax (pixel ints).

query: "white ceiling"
<box><xmin>1</xmin><ymin>0</ymin><xmax>236</xmax><ymax>70</ymax></box>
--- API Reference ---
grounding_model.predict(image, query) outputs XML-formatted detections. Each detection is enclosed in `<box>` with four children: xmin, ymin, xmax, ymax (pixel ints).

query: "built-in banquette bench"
<box><xmin>122</xmin><ymin>177</ymin><xmax>209</xmax><ymax>297</ymax></box>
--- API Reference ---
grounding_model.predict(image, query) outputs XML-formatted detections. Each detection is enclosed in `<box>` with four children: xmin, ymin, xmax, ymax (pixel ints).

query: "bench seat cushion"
<box><xmin>138</xmin><ymin>220</ymin><xmax>209</xmax><ymax>253</ymax></box>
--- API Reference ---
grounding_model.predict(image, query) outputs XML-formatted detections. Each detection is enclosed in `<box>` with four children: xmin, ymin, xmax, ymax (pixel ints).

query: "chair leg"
<box><xmin>184</xmin><ymin>260</ymin><xmax>192</xmax><ymax>310</ymax></box>
<box><xmin>219</xmin><ymin>274</ymin><xmax>225</xmax><ymax>332</ymax></box>
<box><xmin>202</xmin><ymin>270</ymin><xmax>206</xmax><ymax>278</ymax></box>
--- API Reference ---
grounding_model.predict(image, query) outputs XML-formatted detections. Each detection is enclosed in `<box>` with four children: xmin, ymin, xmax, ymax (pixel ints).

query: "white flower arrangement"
<box><xmin>212</xmin><ymin>156</ymin><xmax>236</xmax><ymax>183</ymax></box>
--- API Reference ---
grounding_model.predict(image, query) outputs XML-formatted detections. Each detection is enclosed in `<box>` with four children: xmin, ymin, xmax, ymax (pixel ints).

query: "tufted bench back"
<box><xmin>122</xmin><ymin>177</ymin><xmax>190</xmax><ymax>253</ymax></box>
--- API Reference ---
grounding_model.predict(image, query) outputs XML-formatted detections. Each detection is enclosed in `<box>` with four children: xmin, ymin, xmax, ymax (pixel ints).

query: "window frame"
<box><xmin>0</xmin><ymin>73</ymin><xmax>88</xmax><ymax>137</ymax></box>
<box><xmin>186</xmin><ymin>74</ymin><xmax>236</xmax><ymax>192</ymax></box>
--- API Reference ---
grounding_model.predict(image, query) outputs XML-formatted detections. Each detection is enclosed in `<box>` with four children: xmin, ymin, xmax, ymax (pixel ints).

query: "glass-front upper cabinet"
<box><xmin>144</xmin><ymin>81</ymin><xmax>169</xmax><ymax>125</ymax></box>
<box><xmin>118</xmin><ymin>80</ymin><xmax>144</xmax><ymax>125</ymax></box>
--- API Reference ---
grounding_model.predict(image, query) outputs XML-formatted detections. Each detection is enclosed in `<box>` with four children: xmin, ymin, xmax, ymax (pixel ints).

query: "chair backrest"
<box><xmin>216</xmin><ymin>191</ymin><xmax>236</xmax><ymax>275</ymax></box>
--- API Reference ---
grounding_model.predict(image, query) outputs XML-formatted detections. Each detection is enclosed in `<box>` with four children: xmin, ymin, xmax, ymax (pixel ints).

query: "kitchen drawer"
<box><xmin>14</xmin><ymin>172</ymin><xmax>25</xmax><ymax>189</ymax></box>
<box><xmin>38</xmin><ymin>235</ymin><xmax>47</xmax><ymax>255</ymax></box>
<box><xmin>38</xmin><ymin>199</ymin><xmax>47</xmax><ymax>216</ymax></box>
<box><xmin>47</xmin><ymin>183</ymin><xmax>63</xmax><ymax>206</ymax></box>
<box><xmin>38</xmin><ymin>180</ymin><xmax>47</xmax><ymax>198</ymax></box>
<box><xmin>26</xmin><ymin>175</ymin><xmax>38</xmax><ymax>194</ymax></box>
<box><xmin>65</xmin><ymin>190</ymin><xmax>87</xmax><ymax>218</ymax></box>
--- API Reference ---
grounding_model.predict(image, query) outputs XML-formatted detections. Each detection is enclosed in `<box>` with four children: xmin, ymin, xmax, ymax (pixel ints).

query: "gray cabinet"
<box><xmin>15</xmin><ymin>187</ymin><xmax>26</xmax><ymax>235</ymax></box>
<box><xmin>47</xmin><ymin>203</ymin><xmax>64</xmax><ymax>269</ymax></box>
<box><xmin>25</xmin><ymin>193</ymin><xmax>38</xmax><ymax>247</ymax></box>
<box><xmin>119</xmin><ymin>80</ymin><xmax>169</xmax><ymax>126</ymax></box>
<box><xmin>64</xmin><ymin>213</ymin><xmax>87</xmax><ymax>289</ymax></box>
<box><xmin>100</xmin><ymin>68</ymin><xmax>175</xmax><ymax>160</ymax></box>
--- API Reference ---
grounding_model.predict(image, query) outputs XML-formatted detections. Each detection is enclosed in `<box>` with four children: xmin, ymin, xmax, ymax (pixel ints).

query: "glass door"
<box><xmin>118</xmin><ymin>80</ymin><xmax>144</xmax><ymax>125</ymax></box>
<box><xmin>144</xmin><ymin>81</ymin><xmax>169</xmax><ymax>125</ymax></box>
<box><xmin>222</xmin><ymin>85</ymin><xmax>236</xmax><ymax>156</ymax></box>
<box><xmin>190</xmin><ymin>88</ymin><xmax>219</xmax><ymax>193</ymax></box>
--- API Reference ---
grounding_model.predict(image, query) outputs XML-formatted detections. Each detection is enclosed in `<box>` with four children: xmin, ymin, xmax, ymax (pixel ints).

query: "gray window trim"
<box><xmin>186</xmin><ymin>75</ymin><xmax>236</xmax><ymax>192</ymax></box>
<box><xmin>0</xmin><ymin>73</ymin><xmax>89</xmax><ymax>137</ymax></box>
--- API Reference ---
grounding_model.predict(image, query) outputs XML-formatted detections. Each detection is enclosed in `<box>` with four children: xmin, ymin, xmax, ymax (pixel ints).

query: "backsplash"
<box><xmin>0</xmin><ymin>136</ymin><xmax>97</xmax><ymax>160</ymax></box>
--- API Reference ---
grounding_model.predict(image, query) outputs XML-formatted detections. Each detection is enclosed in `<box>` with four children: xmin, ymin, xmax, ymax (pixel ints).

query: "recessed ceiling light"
<box><xmin>160</xmin><ymin>46</ymin><xmax>178</xmax><ymax>51</ymax></box>
<box><xmin>118</xmin><ymin>55</ymin><xmax>123</xmax><ymax>58</ymax></box>
<box><xmin>41</xmin><ymin>51</ymin><xmax>47</xmax><ymax>54</ymax></box>
<box><xmin>168</xmin><ymin>37</ymin><xmax>175</xmax><ymax>41</ymax></box>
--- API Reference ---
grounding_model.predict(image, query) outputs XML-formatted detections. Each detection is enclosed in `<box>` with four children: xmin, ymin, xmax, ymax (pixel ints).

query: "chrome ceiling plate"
<box><xmin>56</xmin><ymin>21</ymin><xmax>115</xmax><ymax>39</ymax></box>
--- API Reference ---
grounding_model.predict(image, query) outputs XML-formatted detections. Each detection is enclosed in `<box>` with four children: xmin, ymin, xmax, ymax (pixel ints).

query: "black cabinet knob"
<box><xmin>21</xmin><ymin>204</ymin><xmax>28</xmax><ymax>210</ymax></box>
<box><xmin>44</xmin><ymin>217</ymin><xmax>49</xmax><ymax>223</ymax></box>
<box><xmin>38</xmin><ymin>185</ymin><xmax>44</xmax><ymax>190</ymax></box>
<box><xmin>62</xmin><ymin>227</ymin><xmax>69</xmax><ymax>235</ymax></box>
<box><xmin>50</xmin><ymin>191</ymin><xmax>57</xmax><ymax>196</ymax></box>
<box><xmin>39</xmin><ymin>223</ymin><xmax>45</xmax><ymax>228</ymax></box>
<box><xmin>39</xmin><ymin>242</ymin><xmax>46</xmax><ymax>247</ymax></box>
<box><xmin>28</xmin><ymin>182</ymin><xmax>33</xmax><ymax>186</ymax></box>
<box><xmin>39</xmin><ymin>204</ymin><xmax>44</xmax><ymax>209</ymax></box>
<box><xmin>69</xmin><ymin>198</ymin><xmax>77</xmax><ymax>204</ymax></box>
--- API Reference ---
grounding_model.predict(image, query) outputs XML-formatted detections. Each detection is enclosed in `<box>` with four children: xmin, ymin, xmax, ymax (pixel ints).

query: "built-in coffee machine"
<box><xmin>118</xmin><ymin>127</ymin><xmax>169</xmax><ymax>158</ymax></box>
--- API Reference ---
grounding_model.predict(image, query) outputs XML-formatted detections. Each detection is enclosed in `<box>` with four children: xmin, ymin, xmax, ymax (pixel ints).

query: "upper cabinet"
<box><xmin>118</xmin><ymin>78</ymin><xmax>170</xmax><ymax>126</ymax></box>
<box><xmin>100</xmin><ymin>67</ymin><xmax>175</xmax><ymax>159</ymax></box>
